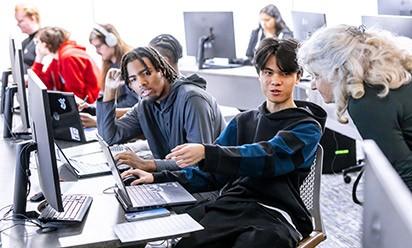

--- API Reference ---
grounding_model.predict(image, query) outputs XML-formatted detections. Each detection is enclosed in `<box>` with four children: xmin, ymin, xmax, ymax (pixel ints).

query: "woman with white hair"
<box><xmin>298</xmin><ymin>24</ymin><xmax>412</xmax><ymax>191</ymax></box>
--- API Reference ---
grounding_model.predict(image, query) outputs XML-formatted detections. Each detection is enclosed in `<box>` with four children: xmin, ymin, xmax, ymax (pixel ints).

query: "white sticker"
<box><xmin>69</xmin><ymin>127</ymin><xmax>81</xmax><ymax>141</ymax></box>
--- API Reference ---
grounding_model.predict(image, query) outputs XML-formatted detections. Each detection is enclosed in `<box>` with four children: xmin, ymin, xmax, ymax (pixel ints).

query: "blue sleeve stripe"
<box><xmin>215</xmin><ymin>119</ymin><xmax>237</xmax><ymax>146</ymax></box>
<box><xmin>235</xmin><ymin>122</ymin><xmax>321</xmax><ymax>176</ymax></box>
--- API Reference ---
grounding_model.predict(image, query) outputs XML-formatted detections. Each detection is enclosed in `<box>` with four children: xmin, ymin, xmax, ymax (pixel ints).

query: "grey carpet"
<box><xmin>319</xmin><ymin>173</ymin><xmax>363</xmax><ymax>248</ymax></box>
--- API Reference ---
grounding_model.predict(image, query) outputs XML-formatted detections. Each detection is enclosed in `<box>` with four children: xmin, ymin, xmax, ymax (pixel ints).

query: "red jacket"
<box><xmin>32</xmin><ymin>40</ymin><xmax>100</xmax><ymax>103</ymax></box>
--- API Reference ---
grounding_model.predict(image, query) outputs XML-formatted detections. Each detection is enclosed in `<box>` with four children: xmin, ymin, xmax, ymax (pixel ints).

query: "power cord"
<box><xmin>102</xmin><ymin>185</ymin><xmax>117</xmax><ymax>194</ymax></box>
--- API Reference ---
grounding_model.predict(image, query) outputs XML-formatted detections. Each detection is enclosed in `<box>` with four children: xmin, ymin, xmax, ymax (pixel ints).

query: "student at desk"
<box><xmin>14</xmin><ymin>3</ymin><xmax>41</xmax><ymax>71</ymax></box>
<box><xmin>96</xmin><ymin>46</ymin><xmax>225</xmax><ymax>172</ymax></box>
<box><xmin>124</xmin><ymin>38</ymin><xmax>327</xmax><ymax>247</ymax></box>
<box><xmin>149</xmin><ymin>34</ymin><xmax>183</xmax><ymax>74</ymax></box>
<box><xmin>32</xmin><ymin>26</ymin><xmax>100</xmax><ymax>104</ymax></box>
<box><xmin>298</xmin><ymin>24</ymin><xmax>412</xmax><ymax>191</ymax></box>
<box><xmin>245</xmin><ymin>4</ymin><xmax>293</xmax><ymax>62</ymax></box>
<box><xmin>79</xmin><ymin>24</ymin><xmax>140</xmax><ymax>127</ymax></box>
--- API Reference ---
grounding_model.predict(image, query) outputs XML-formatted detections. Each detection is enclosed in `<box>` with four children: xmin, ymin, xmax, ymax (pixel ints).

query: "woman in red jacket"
<box><xmin>32</xmin><ymin>26</ymin><xmax>100</xmax><ymax>103</ymax></box>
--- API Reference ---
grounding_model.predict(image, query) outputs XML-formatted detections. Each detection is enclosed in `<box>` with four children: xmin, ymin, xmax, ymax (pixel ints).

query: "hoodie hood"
<box><xmin>258</xmin><ymin>100</ymin><xmax>327</xmax><ymax>132</ymax></box>
<box><xmin>58</xmin><ymin>40</ymin><xmax>87</xmax><ymax>58</ymax></box>
<box><xmin>160</xmin><ymin>73</ymin><xmax>207</xmax><ymax>111</ymax></box>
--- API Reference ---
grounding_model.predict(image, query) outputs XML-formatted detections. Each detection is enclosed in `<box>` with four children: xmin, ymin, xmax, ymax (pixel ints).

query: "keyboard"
<box><xmin>113</xmin><ymin>213</ymin><xmax>204</xmax><ymax>243</ymax></box>
<box><xmin>39</xmin><ymin>194</ymin><xmax>93</xmax><ymax>223</ymax></box>
<box><xmin>69</xmin><ymin>157</ymin><xmax>110</xmax><ymax>176</ymax></box>
<box><xmin>127</xmin><ymin>185</ymin><xmax>166</xmax><ymax>206</ymax></box>
<box><xmin>110</xmin><ymin>144</ymin><xmax>127</xmax><ymax>156</ymax></box>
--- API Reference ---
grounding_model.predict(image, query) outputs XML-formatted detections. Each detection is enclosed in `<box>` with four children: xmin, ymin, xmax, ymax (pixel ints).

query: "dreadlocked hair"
<box><xmin>120</xmin><ymin>46</ymin><xmax>178</xmax><ymax>85</ymax></box>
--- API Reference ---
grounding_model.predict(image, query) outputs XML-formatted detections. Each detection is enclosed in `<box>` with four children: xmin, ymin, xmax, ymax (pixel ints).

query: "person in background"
<box><xmin>149</xmin><ymin>34</ymin><xmax>183</xmax><ymax>73</ymax></box>
<box><xmin>89</xmin><ymin>24</ymin><xmax>139</xmax><ymax>107</ymax></box>
<box><xmin>14</xmin><ymin>3</ymin><xmax>41</xmax><ymax>70</ymax></box>
<box><xmin>245</xmin><ymin>4</ymin><xmax>293</xmax><ymax>62</ymax></box>
<box><xmin>298</xmin><ymin>24</ymin><xmax>412</xmax><ymax>191</ymax></box>
<box><xmin>123</xmin><ymin>38</ymin><xmax>326</xmax><ymax>247</ymax></box>
<box><xmin>97</xmin><ymin>46</ymin><xmax>225</xmax><ymax>172</ymax></box>
<box><xmin>32</xmin><ymin>26</ymin><xmax>100</xmax><ymax>104</ymax></box>
<box><xmin>79</xmin><ymin>24</ymin><xmax>140</xmax><ymax>127</ymax></box>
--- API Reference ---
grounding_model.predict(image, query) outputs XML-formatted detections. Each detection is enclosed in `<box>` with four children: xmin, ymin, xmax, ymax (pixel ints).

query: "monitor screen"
<box><xmin>378</xmin><ymin>0</ymin><xmax>412</xmax><ymax>16</ymax></box>
<box><xmin>362</xmin><ymin>140</ymin><xmax>412</xmax><ymax>248</ymax></box>
<box><xmin>27</xmin><ymin>69</ymin><xmax>63</xmax><ymax>212</ymax></box>
<box><xmin>183</xmin><ymin>11</ymin><xmax>236</xmax><ymax>60</ymax></box>
<box><xmin>291</xmin><ymin>11</ymin><xmax>326</xmax><ymax>41</ymax></box>
<box><xmin>362</xmin><ymin>15</ymin><xmax>412</xmax><ymax>38</ymax></box>
<box><xmin>12</xmin><ymin>49</ymin><xmax>30</xmax><ymax>130</ymax></box>
<box><xmin>9</xmin><ymin>37</ymin><xmax>16</xmax><ymax>68</ymax></box>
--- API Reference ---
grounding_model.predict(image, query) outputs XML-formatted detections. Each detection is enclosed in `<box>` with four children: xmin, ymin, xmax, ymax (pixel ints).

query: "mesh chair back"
<box><xmin>300</xmin><ymin>145</ymin><xmax>324</xmax><ymax>233</ymax></box>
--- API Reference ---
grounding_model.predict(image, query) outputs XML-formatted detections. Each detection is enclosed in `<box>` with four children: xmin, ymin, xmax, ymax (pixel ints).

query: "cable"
<box><xmin>102</xmin><ymin>185</ymin><xmax>117</xmax><ymax>194</ymax></box>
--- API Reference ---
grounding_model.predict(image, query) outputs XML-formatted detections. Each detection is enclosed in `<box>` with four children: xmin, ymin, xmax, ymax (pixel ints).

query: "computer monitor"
<box><xmin>12</xmin><ymin>49</ymin><xmax>30</xmax><ymax>130</ymax></box>
<box><xmin>378</xmin><ymin>0</ymin><xmax>412</xmax><ymax>16</ymax></box>
<box><xmin>291</xmin><ymin>11</ymin><xmax>327</xmax><ymax>41</ymax></box>
<box><xmin>183</xmin><ymin>11</ymin><xmax>237</xmax><ymax>69</ymax></box>
<box><xmin>362</xmin><ymin>15</ymin><xmax>412</xmax><ymax>38</ymax></box>
<box><xmin>27</xmin><ymin>69</ymin><xmax>63</xmax><ymax>212</ymax></box>
<box><xmin>362</xmin><ymin>140</ymin><xmax>412</xmax><ymax>248</ymax></box>
<box><xmin>1</xmin><ymin>38</ymin><xmax>16</xmax><ymax>114</ymax></box>
<box><xmin>9</xmin><ymin>37</ymin><xmax>16</xmax><ymax>68</ymax></box>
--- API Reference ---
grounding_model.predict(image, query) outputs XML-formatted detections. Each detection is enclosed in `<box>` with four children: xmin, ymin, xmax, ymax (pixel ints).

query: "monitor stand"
<box><xmin>13</xmin><ymin>140</ymin><xmax>39</xmax><ymax>219</ymax></box>
<box><xmin>196</xmin><ymin>30</ymin><xmax>243</xmax><ymax>70</ymax></box>
<box><xmin>3</xmin><ymin>85</ymin><xmax>31</xmax><ymax>140</ymax></box>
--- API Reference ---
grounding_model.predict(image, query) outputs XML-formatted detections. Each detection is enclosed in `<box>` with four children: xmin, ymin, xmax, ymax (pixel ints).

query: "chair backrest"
<box><xmin>300</xmin><ymin>145</ymin><xmax>325</xmax><ymax>234</ymax></box>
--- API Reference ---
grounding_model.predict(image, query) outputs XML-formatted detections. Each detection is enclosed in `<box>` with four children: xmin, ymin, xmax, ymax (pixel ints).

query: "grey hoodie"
<box><xmin>96</xmin><ymin>74</ymin><xmax>226</xmax><ymax>171</ymax></box>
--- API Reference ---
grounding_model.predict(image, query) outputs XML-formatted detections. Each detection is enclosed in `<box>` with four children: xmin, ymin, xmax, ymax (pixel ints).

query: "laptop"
<box><xmin>97</xmin><ymin>134</ymin><xmax>197</xmax><ymax>212</ymax></box>
<box><xmin>56</xmin><ymin>143</ymin><xmax>111</xmax><ymax>178</ymax></box>
<box><xmin>48</xmin><ymin>91</ymin><xmax>97</xmax><ymax>143</ymax></box>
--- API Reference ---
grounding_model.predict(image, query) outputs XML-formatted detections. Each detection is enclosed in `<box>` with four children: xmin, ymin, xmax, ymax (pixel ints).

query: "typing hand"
<box><xmin>105</xmin><ymin>68</ymin><xmax>125</xmax><ymax>90</ymax></box>
<box><xmin>121</xmin><ymin>168</ymin><xmax>154</xmax><ymax>185</ymax></box>
<box><xmin>115</xmin><ymin>151</ymin><xmax>156</xmax><ymax>172</ymax></box>
<box><xmin>79</xmin><ymin>112</ymin><xmax>97</xmax><ymax>128</ymax></box>
<box><xmin>165</xmin><ymin>143</ymin><xmax>205</xmax><ymax>168</ymax></box>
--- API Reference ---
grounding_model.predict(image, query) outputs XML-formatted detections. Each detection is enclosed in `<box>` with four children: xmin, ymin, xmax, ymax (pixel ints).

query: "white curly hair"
<box><xmin>297</xmin><ymin>24</ymin><xmax>412</xmax><ymax>123</ymax></box>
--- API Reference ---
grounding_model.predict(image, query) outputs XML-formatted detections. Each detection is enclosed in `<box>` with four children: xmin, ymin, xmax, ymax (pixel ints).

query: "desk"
<box><xmin>0</xmin><ymin>123</ymin><xmax>144</xmax><ymax>247</ymax></box>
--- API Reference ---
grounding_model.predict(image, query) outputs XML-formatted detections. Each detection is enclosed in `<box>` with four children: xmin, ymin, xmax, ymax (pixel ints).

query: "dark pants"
<box><xmin>175</xmin><ymin>199</ymin><xmax>300</xmax><ymax>248</ymax></box>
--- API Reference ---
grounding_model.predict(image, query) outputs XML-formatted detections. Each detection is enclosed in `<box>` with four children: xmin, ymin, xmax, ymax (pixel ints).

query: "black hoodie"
<box><xmin>154</xmin><ymin>100</ymin><xmax>327</xmax><ymax>237</ymax></box>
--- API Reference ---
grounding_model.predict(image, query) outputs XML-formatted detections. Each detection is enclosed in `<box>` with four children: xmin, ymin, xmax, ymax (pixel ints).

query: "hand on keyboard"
<box><xmin>115</xmin><ymin>151</ymin><xmax>156</xmax><ymax>172</ymax></box>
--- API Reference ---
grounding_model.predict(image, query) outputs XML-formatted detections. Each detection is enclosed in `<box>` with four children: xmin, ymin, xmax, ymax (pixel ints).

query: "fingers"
<box><xmin>166</xmin><ymin>147</ymin><xmax>186</xmax><ymax>160</ymax></box>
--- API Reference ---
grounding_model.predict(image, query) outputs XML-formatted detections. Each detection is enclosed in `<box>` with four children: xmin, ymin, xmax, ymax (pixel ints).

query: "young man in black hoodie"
<box><xmin>124</xmin><ymin>38</ymin><xmax>327</xmax><ymax>247</ymax></box>
<box><xmin>96</xmin><ymin>46</ymin><xmax>225</xmax><ymax>172</ymax></box>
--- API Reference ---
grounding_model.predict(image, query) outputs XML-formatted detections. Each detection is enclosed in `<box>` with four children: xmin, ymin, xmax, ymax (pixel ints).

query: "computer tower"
<box><xmin>320</xmin><ymin>127</ymin><xmax>357</xmax><ymax>174</ymax></box>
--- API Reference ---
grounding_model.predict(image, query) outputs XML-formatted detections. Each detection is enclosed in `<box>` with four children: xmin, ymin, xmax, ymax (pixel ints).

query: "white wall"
<box><xmin>1</xmin><ymin>0</ymin><xmax>379</xmax><ymax>70</ymax></box>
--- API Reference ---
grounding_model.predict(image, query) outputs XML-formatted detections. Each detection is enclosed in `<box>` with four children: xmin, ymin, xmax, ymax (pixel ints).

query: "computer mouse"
<box><xmin>122</xmin><ymin>175</ymin><xmax>138</xmax><ymax>186</ymax></box>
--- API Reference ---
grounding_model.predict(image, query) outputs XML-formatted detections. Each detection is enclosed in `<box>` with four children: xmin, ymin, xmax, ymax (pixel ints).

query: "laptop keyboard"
<box><xmin>69</xmin><ymin>158</ymin><xmax>110</xmax><ymax>175</ymax></box>
<box><xmin>128</xmin><ymin>185</ymin><xmax>166</xmax><ymax>206</ymax></box>
<box><xmin>39</xmin><ymin>194</ymin><xmax>93</xmax><ymax>223</ymax></box>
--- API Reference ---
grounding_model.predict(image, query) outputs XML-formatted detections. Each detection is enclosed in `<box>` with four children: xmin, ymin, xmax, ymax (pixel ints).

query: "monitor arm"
<box><xmin>13</xmin><ymin>140</ymin><xmax>38</xmax><ymax>219</ymax></box>
<box><xmin>1</xmin><ymin>69</ymin><xmax>12</xmax><ymax>114</ymax></box>
<box><xmin>197</xmin><ymin>27</ymin><xmax>215</xmax><ymax>69</ymax></box>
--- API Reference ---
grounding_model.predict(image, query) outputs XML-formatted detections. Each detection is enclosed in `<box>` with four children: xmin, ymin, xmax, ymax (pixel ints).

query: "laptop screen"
<box><xmin>96</xmin><ymin>134</ymin><xmax>132</xmax><ymax>202</ymax></box>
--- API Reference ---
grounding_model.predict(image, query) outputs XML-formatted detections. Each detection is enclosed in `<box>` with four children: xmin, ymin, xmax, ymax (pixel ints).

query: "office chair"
<box><xmin>298</xmin><ymin>145</ymin><xmax>327</xmax><ymax>248</ymax></box>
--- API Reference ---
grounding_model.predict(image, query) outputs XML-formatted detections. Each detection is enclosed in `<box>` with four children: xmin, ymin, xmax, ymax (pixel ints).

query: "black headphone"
<box><xmin>93</xmin><ymin>24</ymin><xmax>118</xmax><ymax>47</ymax></box>
<box><xmin>149</xmin><ymin>34</ymin><xmax>183</xmax><ymax>63</ymax></box>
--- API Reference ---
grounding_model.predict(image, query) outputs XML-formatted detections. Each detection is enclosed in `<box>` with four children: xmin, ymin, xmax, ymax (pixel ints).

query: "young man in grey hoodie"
<box><xmin>96</xmin><ymin>46</ymin><xmax>225</xmax><ymax>172</ymax></box>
